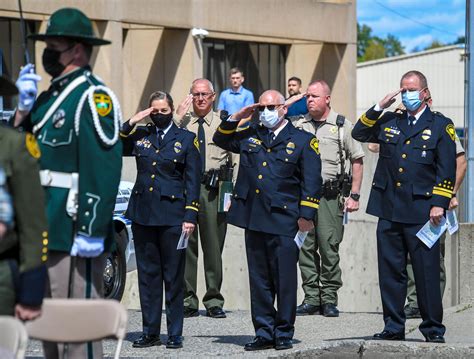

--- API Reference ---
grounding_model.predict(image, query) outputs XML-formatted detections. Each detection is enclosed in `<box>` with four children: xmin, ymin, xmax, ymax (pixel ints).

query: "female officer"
<box><xmin>121</xmin><ymin>91</ymin><xmax>201</xmax><ymax>349</ymax></box>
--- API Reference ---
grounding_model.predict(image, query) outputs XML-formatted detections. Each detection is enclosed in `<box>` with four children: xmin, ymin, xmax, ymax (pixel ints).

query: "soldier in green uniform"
<box><xmin>14</xmin><ymin>8</ymin><xmax>122</xmax><ymax>358</ymax></box>
<box><xmin>291</xmin><ymin>80</ymin><xmax>365</xmax><ymax>317</ymax></box>
<box><xmin>0</xmin><ymin>75</ymin><xmax>48</xmax><ymax>321</ymax></box>
<box><xmin>175</xmin><ymin>79</ymin><xmax>236</xmax><ymax>318</ymax></box>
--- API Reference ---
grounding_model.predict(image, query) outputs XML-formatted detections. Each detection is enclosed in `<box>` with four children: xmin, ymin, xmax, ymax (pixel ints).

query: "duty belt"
<box><xmin>39</xmin><ymin>170</ymin><xmax>78</xmax><ymax>189</ymax></box>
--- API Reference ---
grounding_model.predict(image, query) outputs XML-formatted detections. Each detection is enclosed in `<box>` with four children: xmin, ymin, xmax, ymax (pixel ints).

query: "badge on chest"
<box><xmin>52</xmin><ymin>109</ymin><xmax>66</xmax><ymax>129</ymax></box>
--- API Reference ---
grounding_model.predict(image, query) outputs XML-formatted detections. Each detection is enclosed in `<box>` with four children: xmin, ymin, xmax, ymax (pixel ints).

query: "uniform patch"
<box><xmin>194</xmin><ymin>137</ymin><xmax>200</xmax><ymax>151</ymax></box>
<box><xmin>25</xmin><ymin>133</ymin><xmax>41</xmax><ymax>159</ymax></box>
<box><xmin>384</xmin><ymin>127</ymin><xmax>400</xmax><ymax>135</ymax></box>
<box><xmin>330</xmin><ymin>126</ymin><xmax>338</xmax><ymax>134</ymax></box>
<box><xmin>137</xmin><ymin>139</ymin><xmax>151</xmax><ymax>148</ymax></box>
<box><xmin>446</xmin><ymin>124</ymin><xmax>456</xmax><ymax>141</ymax></box>
<box><xmin>421</xmin><ymin>128</ymin><xmax>432</xmax><ymax>141</ymax></box>
<box><xmin>93</xmin><ymin>93</ymin><xmax>112</xmax><ymax>117</ymax></box>
<box><xmin>248</xmin><ymin>137</ymin><xmax>262</xmax><ymax>146</ymax></box>
<box><xmin>52</xmin><ymin>109</ymin><xmax>66</xmax><ymax>128</ymax></box>
<box><xmin>286</xmin><ymin>142</ymin><xmax>295</xmax><ymax>154</ymax></box>
<box><xmin>174</xmin><ymin>141</ymin><xmax>182</xmax><ymax>153</ymax></box>
<box><xmin>310</xmin><ymin>137</ymin><xmax>320</xmax><ymax>155</ymax></box>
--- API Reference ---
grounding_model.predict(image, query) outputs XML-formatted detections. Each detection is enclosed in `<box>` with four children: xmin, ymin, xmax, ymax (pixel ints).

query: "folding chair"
<box><xmin>0</xmin><ymin>316</ymin><xmax>28</xmax><ymax>359</ymax></box>
<box><xmin>25</xmin><ymin>299</ymin><xmax>127</xmax><ymax>359</ymax></box>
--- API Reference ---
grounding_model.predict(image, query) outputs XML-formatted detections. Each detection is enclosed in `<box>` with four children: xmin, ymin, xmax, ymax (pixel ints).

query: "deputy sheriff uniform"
<box><xmin>0</xmin><ymin>124</ymin><xmax>48</xmax><ymax>316</ymax></box>
<box><xmin>121</xmin><ymin>119</ymin><xmax>200</xmax><ymax>343</ymax></box>
<box><xmin>291</xmin><ymin>110</ymin><xmax>364</xmax><ymax>312</ymax></box>
<box><xmin>352</xmin><ymin>105</ymin><xmax>456</xmax><ymax>340</ymax></box>
<box><xmin>19</xmin><ymin>8</ymin><xmax>123</xmax><ymax>358</ymax></box>
<box><xmin>213</xmin><ymin>118</ymin><xmax>322</xmax><ymax>342</ymax></box>
<box><xmin>177</xmin><ymin>110</ymin><xmax>235</xmax><ymax>315</ymax></box>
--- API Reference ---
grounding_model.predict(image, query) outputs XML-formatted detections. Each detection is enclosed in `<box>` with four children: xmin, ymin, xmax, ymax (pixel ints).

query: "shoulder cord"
<box><xmin>74</xmin><ymin>85</ymin><xmax>122</xmax><ymax>146</ymax></box>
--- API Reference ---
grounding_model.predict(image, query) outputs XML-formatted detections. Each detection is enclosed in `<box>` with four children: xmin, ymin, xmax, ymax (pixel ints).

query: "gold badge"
<box><xmin>174</xmin><ymin>141</ymin><xmax>182</xmax><ymax>153</ymax></box>
<box><xmin>421</xmin><ymin>128</ymin><xmax>431</xmax><ymax>141</ymax></box>
<box><xmin>25</xmin><ymin>133</ymin><xmax>41</xmax><ymax>159</ymax></box>
<box><xmin>445</xmin><ymin>124</ymin><xmax>456</xmax><ymax>141</ymax></box>
<box><xmin>94</xmin><ymin>93</ymin><xmax>112</xmax><ymax>117</ymax></box>
<box><xmin>310</xmin><ymin>137</ymin><xmax>320</xmax><ymax>155</ymax></box>
<box><xmin>330</xmin><ymin>126</ymin><xmax>338</xmax><ymax>134</ymax></box>
<box><xmin>194</xmin><ymin>137</ymin><xmax>200</xmax><ymax>151</ymax></box>
<box><xmin>286</xmin><ymin>142</ymin><xmax>295</xmax><ymax>155</ymax></box>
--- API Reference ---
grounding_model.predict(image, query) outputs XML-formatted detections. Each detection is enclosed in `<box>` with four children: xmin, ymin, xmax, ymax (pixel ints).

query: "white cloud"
<box><xmin>401</xmin><ymin>34</ymin><xmax>435</xmax><ymax>52</ymax></box>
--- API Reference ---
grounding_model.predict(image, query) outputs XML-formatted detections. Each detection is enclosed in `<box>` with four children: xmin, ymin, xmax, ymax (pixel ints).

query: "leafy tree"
<box><xmin>424</xmin><ymin>40</ymin><xmax>445</xmax><ymax>50</ymax></box>
<box><xmin>357</xmin><ymin>23</ymin><xmax>405</xmax><ymax>62</ymax></box>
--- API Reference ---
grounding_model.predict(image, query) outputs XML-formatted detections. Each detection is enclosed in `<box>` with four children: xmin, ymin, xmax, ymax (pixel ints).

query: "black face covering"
<box><xmin>42</xmin><ymin>46</ymin><xmax>75</xmax><ymax>78</ymax></box>
<box><xmin>150</xmin><ymin>113</ymin><xmax>173</xmax><ymax>129</ymax></box>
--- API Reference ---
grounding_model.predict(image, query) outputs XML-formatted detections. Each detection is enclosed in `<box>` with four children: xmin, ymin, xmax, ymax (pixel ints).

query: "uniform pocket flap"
<box><xmin>271</xmin><ymin>194</ymin><xmax>299</xmax><ymax>213</ymax></box>
<box><xmin>132</xmin><ymin>186</ymin><xmax>144</xmax><ymax>195</ymax></box>
<box><xmin>372</xmin><ymin>176</ymin><xmax>387</xmax><ymax>190</ymax></box>
<box><xmin>412</xmin><ymin>184</ymin><xmax>432</xmax><ymax>197</ymax></box>
<box><xmin>160</xmin><ymin>185</ymin><xmax>184</xmax><ymax>199</ymax></box>
<box><xmin>233</xmin><ymin>184</ymin><xmax>249</xmax><ymax>200</ymax></box>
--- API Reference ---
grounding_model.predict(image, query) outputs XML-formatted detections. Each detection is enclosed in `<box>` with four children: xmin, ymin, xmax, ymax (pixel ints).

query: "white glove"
<box><xmin>16</xmin><ymin>63</ymin><xmax>41</xmax><ymax>112</ymax></box>
<box><xmin>70</xmin><ymin>235</ymin><xmax>105</xmax><ymax>258</ymax></box>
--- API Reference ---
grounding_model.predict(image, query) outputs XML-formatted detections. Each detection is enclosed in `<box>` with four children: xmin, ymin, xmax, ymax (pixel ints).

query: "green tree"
<box><xmin>424</xmin><ymin>40</ymin><xmax>445</xmax><ymax>50</ymax></box>
<box><xmin>357</xmin><ymin>23</ymin><xmax>405</xmax><ymax>62</ymax></box>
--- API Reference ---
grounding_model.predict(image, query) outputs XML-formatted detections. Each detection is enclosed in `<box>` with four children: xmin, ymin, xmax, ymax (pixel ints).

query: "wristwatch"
<box><xmin>350</xmin><ymin>192</ymin><xmax>360</xmax><ymax>201</ymax></box>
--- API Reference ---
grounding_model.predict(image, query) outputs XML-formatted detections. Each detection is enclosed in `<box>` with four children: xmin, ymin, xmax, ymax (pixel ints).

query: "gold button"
<box><xmin>43</xmin><ymin>239</ymin><xmax>48</xmax><ymax>246</ymax></box>
<box><xmin>172</xmin><ymin>195</ymin><xmax>175</xmax><ymax>199</ymax></box>
<box><xmin>399</xmin><ymin>168</ymin><xmax>404</xmax><ymax>173</ymax></box>
<box><xmin>173</xmin><ymin>159</ymin><xmax>177</xmax><ymax>163</ymax></box>
<box><xmin>396</xmin><ymin>182</ymin><xmax>401</xmax><ymax>187</ymax></box>
<box><xmin>258</xmin><ymin>174</ymin><xmax>263</xmax><ymax>179</ymax></box>
<box><xmin>284</xmin><ymin>205</ymin><xmax>287</xmax><ymax>209</ymax></box>
<box><xmin>152</xmin><ymin>161</ymin><xmax>157</xmax><ymax>166</ymax></box>
<box><xmin>423</xmin><ymin>145</ymin><xmax>427</xmax><ymax>149</ymax></box>
<box><xmin>41</xmin><ymin>255</ymin><xmax>48</xmax><ymax>262</ymax></box>
<box><xmin>156</xmin><ymin>149</ymin><xmax>159</xmax><ymax>153</ymax></box>
<box><xmin>402</xmin><ymin>154</ymin><xmax>407</xmax><ymax>159</ymax></box>
<box><xmin>149</xmin><ymin>187</ymin><xmax>153</xmax><ymax>192</ymax></box>
<box><xmin>307</xmin><ymin>196</ymin><xmax>310</xmax><ymax>200</ymax></box>
<box><xmin>42</xmin><ymin>247</ymin><xmax>48</xmax><ymax>254</ymax></box>
<box><xmin>426</xmin><ymin>192</ymin><xmax>430</xmax><ymax>195</ymax></box>
<box><xmin>267</xmin><ymin>148</ymin><xmax>271</xmax><ymax>152</ymax></box>
<box><xmin>255</xmin><ymin>189</ymin><xmax>260</xmax><ymax>194</ymax></box>
<box><xmin>42</xmin><ymin>231</ymin><xmax>48</xmax><ymax>237</ymax></box>
<box><xmin>262</xmin><ymin>162</ymin><xmax>267</xmax><ymax>166</ymax></box>
<box><xmin>405</xmin><ymin>140</ymin><xmax>411</xmax><ymax>144</ymax></box>
<box><xmin>151</xmin><ymin>174</ymin><xmax>155</xmax><ymax>179</ymax></box>
<box><xmin>285</xmin><ymin>158</ymin><xmax>289</xmax><ymax>162</ymax></box>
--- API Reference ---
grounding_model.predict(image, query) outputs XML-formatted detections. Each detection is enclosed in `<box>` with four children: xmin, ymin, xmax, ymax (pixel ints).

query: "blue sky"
<box><xmin>357</xmin><ymin>0</ymin><xmax>466</xmax><ymax>53</ymax></box>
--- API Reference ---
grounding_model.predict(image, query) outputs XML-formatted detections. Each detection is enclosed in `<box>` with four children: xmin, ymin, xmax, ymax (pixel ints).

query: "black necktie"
<box><xmin>197</xmin><ymin>117</ymin><xmax>206</xmax><ymax>173</ymax></box>
<box><xmin>408</xmin><ymin>116</ymin><xmax>416</xmax><ymax>126</ymax></box>
<box><xmin>268</xmin><ymin>130</ymin><xmax>275</xmax><ymax>144</ymax></box>
<box><xmin>157</xmin><ymin>129</ymin><xmax>164</xmax><ymax>146</ymax></box>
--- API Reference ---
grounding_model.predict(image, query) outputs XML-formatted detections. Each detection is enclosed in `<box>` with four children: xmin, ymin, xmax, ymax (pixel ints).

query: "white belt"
<box><xmin>39</xmin><ymin>170</ymin><xmax>77</xmax><ymax>189</ymax></box>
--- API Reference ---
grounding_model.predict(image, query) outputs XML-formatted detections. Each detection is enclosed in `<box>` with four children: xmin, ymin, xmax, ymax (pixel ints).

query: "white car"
<box><xmin>103</xmin><ymin>181</ymin><xmax>136</xmax><ymax>300</ymax></box>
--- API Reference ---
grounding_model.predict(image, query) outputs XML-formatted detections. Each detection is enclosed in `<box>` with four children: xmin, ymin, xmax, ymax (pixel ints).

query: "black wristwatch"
<box><xmin>350</xmin><ymin>192</ymin><xmax>360</xmax><ymax>201</ymax></box>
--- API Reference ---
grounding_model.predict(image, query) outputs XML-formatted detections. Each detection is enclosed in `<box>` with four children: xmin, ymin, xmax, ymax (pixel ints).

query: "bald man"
<box><xmin>213</xmin><ymin>90</ymin><xmax>322</xmax><ymax>351</ymax></box>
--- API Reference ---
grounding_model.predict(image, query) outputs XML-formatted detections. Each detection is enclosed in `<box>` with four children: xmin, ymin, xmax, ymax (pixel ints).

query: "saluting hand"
<box><xmin>129</xmin><ymin>107</ymin><xmax>154</xmax><ymax>126</ymax></box>
<box><xmin>378</xmin><ymin>88</ymin><xmax>403</xmax><ymax>109</ymax></box>
<box><xmin>182</xmin><ymin>221</ymin><xmax>195</xmax><ymax>237</ymax></box>
<box><xmin>285</xmin><ymin>92</ymin><xmax>306</xmax><ymax>108</ymax></box>
<box><xmin>176</xmin><ymin>94</ymin><xmax>193</xmax><ymax>118</ymax></box>
<box><xmin>430</xmin><ymin>206</ymin><xmax>444</xmax><ymax>226</ymax></box>
<box><xmin>232</xmin><ymin>103</ymin><xmax>260</xmax><ymax>122</ymax></box>
<box><xmin>298</xmin><ymin>217</ymin><xmax>314</xmax><ymax>232</ymax></box>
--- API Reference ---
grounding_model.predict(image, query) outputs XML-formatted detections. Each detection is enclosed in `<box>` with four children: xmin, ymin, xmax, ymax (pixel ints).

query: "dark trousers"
<box><xmin>133</xmin><ymin>223</ymin><xmax>185</xmax><ymax>337</ymax></box>
<box><xmin>245</xmin><ymin>229</ymin><xmax>299</xmax><ymax>341</ymax></box>
<box><xmin>376</xmin><ymin>219</ymin><xmax>445</xmax><ymax>337</ymax></box>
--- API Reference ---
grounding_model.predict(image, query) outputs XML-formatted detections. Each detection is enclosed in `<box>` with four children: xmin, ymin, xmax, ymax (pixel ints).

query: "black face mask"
<box><xmin>42</xmin><ymin>46</ymin><xmax>74</xmax><ymax>78</ymax></box>
<box><xmin>150</xmin><ymin>113</ymin><xmax>173</xmax><ymax>129</ymax></box>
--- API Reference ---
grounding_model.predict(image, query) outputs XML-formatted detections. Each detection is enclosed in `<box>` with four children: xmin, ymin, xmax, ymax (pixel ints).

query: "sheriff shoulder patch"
<box><xmin>26</xmin><ymin>133</ymin><xmax>41</xmax><ymax>159</ymax></box>
<box><xmin>194</xmin><ymin>137</ymin><xmax>200</xmax><ymax>151</ymax></box>
<box><xmin>310</xmin><ymin>137</ymin><xmax>320</xmax><ymax>155</ymax></box>
<box><xmin>94</xmin><ymin>93</ymin><xmax>112</xmax><ymax>117</ymax></box>
<box><xmin>445</xmin><ymin>124</ymin><xmax>456</xmax><ymax>141</ymax></box>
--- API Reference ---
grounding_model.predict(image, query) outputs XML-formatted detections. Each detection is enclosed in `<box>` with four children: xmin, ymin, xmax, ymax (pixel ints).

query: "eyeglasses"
<box><xmin>258</xmin><ymin>104</ymin><xmax>283</xmax><ymax>112</ymax></box>
<box><xmin>192</xmin><ymin>92</ymin><xmax>213</xmax><ymax>99</ymax></box>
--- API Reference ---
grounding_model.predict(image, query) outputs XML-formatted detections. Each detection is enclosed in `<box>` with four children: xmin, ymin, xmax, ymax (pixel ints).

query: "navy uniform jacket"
<box><xmin>213</xmin><ymin>119</ymin><xmax>322</xmax><ymax>237</ymax></box>
<box><xmin>352</xmin><ymin>106</ymin><xmax>456</xmax><ymax>224</ymax></box>
<box><xmin>121</xmin><ymin>121</ymin><xmax>201</xmax><ymax>226</ymax></box>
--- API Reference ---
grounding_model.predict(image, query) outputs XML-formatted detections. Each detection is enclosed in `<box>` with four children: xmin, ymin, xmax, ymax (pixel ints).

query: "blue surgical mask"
<box><xmin>402</xmin><ymin>90</ymin><xmax>423</xmax><ymax>112</ymax></box>
<box><xmin>259</xmin><ymin>108</ymin><xmax>280</xmax><ymax>128</ymax></box>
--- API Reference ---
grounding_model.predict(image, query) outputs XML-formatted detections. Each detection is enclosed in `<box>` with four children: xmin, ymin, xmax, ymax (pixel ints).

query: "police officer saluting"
<box><xmin>352</xmin><ymin>70</ymin><xmax>456</xmax><ymax>343</ymax></box>
<box><xmin>14</xmin><ymin>8</ymin><xmax>122</xmax><ymax>358</ymax></box>
<box><xmin>121</xmin><ymin>91</ymin><xmax>201</xmax><ymax>349</ymax></box>
<box><xmin>213</xmin><ymin>90</ymin><xmax>322</xmax><ymax>351</ymax></box>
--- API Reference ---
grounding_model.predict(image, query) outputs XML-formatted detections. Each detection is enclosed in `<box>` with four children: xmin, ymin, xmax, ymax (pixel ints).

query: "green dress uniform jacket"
<box><xmin>0</xmin><ymin>125</ymin><xmax>48</xmax><ymax>314</ymax></box>
<box><xmin>20</xmin><ymin>66</ymin><xmax>122</xmax><ymax>252</ymax></box>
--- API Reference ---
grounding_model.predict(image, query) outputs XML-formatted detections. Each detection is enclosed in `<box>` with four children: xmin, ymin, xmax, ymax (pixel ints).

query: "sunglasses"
<box><xmin>258</xmin><ymin>104</ymin><xmax>283</xmax><ymax>112</ymax></box>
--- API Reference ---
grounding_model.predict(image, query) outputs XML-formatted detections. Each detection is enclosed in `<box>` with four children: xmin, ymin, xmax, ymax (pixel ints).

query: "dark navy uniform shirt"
<box><xmin>121</xmin><ymin>121</ymin><xmax>201</xmax><ymax>226</ymax></box>
<box><xmin>213</xmin><ymin>119</ymin><xmax>322</xmax><ymax>237</ymax></box>
<box><xmin>352</xmin><ymin>105</ymin><xmax>456</xmax><ymax>224</ymax></box>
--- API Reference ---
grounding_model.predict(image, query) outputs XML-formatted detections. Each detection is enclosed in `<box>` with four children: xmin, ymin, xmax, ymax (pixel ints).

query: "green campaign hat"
<box><xmin>0</xmin><ymin>75</ymin><xmax>18</xmax><ymax>96</ymax></box>
<box><xmin>29</xmin><ymin>8</ymin><xmax>110</xmax><ymax>46</ymax></box>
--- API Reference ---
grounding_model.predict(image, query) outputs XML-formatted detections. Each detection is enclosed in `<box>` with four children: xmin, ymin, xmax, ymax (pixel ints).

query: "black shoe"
<box><xmin>132</xmin><ymin>334</ymin><xmax>161</xmax><ymax>348</ymax></box>
<box><xmin>244</xmin><ymin>336</ymin><xmax>274</xmax><ymax>351</ymax></box>
<box><xmin>373</xmin><ymin>330</ymin><xmax>405</xmax><ymax>341</ymax></box>
<box><xmin>184</xmin><ymin>307</ymin><xmax>199</xmax><ymax>318</ymax></box>
<box><xmin>404</xmin><ymin>305</ymin><xmax>421</xmax><ymax>319</ymax></box>
<box><xmin>296</xmin><ymin>303</ymin><xmax>321</xmax><ymax>316</ymax></box>
<box><xmin>425</xmin><ymin>333</ymin><xmax>445</xmax><ymax>343</ymax></box>
<box><xmin>322</xmin><ymin>303</ymin><xmax>339</xmax><ymax>317</ymax></box>
<box><xmin>166</xmin><ymin>335</ymin><xmax>183</xmax><ymax>349</ymax></box>
<box><xmin>206</xmin><ymin>306</ymin><xmax>227</xmax><ymax>318</ymax></box>
<box><xmin>275</xmin><ymin>337</ymin><xmax>293</xmax><ymax>350</ymax></box>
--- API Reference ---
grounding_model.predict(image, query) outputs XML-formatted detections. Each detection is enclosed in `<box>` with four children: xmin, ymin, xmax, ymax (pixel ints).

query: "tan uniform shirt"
<box><xmin>176</xmin><ymin>110</ymin><xmax>234</xmax><ymax>172</ymax></box>
<box><xmin>292</xmin><ymin>109</ymin><xmax>365</xmax><ymax>182</ymax></box>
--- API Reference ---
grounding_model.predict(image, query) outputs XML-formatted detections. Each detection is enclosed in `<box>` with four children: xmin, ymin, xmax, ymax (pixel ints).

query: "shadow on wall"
<box><xmin>312</xmin><ymin>43</ymin><xmax>347</xmax><ymax>88</ymax></box>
